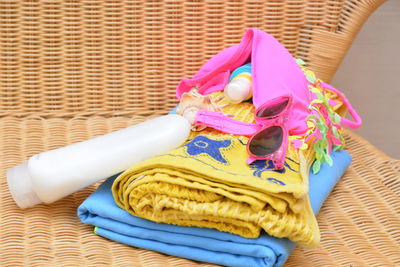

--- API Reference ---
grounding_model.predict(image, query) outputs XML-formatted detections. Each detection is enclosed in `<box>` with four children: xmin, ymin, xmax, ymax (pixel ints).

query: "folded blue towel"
<box><xmin>78</xmin><ymin>150</ymin><xmax>351</xmax><ymax>267</ymax></box>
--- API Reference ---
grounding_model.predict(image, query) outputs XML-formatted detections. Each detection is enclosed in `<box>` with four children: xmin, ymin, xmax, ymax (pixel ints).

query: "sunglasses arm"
<box><xmin>195</xmin><ymin>110</ymin><xmax>260</xmax><ymax>136</ymax></box>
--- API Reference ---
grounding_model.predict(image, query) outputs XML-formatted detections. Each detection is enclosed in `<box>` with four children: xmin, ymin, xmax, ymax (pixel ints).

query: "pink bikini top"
<box><xmin>176</xmin><ymin>28</ymin><xmax>361</xmax><ymax>136</ymax></box>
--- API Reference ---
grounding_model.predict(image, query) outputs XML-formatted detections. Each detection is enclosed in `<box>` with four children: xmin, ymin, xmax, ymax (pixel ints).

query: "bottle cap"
<box><xmin>7</xmin><ymin>162</ymin><xmax>43</xmax><ymax>209</ymax></box>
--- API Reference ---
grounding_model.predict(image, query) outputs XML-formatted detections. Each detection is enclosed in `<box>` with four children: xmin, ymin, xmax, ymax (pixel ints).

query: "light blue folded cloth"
<box><xmin>78</xmin><ymin>150</ymin><xmax>351</xmax><ymax>267</ymax></box>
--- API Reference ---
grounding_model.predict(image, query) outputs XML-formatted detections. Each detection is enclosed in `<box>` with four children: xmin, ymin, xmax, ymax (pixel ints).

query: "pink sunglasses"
<box><xmin>195</xmin><ymin>95</ymin><xmax>292</xmax><ymax>169</ymax></box>
<box><xmin>247</xmin><ymin>96</ymin><xmax>292</xmax><ymax>168</ymax></box>
<box><xmin>195</xmin><ymin>80</ymin><xmax>363</xmax><ymax>170</ymax></box>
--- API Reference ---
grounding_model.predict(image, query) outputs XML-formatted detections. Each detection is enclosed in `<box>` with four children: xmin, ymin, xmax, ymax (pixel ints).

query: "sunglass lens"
<box><xmin>249</xmin><ymin>126</ymin><xmax>283</xmax><ymax>156</ymax></box>
<box><xmin>256</xmin><ymin>98</ymin><xmax>289</xmax><ymax>118</ymax></box>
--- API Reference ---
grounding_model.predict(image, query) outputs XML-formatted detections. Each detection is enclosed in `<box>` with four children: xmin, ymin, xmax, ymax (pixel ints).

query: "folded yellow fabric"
<box><xmin>112</xmin><ymin>93</ymin><xmax>320</xmax><ymax>248</ymax></box>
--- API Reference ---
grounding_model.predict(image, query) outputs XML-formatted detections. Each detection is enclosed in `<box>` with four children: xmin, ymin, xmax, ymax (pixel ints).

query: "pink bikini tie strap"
<box><xmin>195</xmin><ymin>110</ymin><xmax>260</xmax><ymax>136</ymax></box>
<box><xmin>320</xmin><ymin>82</ymin><xmax>362</xmax><ymax>129</ymax></box>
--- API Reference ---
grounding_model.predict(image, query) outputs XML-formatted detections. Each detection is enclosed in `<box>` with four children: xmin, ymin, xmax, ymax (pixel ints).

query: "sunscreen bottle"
<box><xmin>7</xmin><ymin>114</ymin><xmax>191</xmax><ymax>209</ymax></box>
<box><xmin>224</xmin><ymin>63</ymin><xmax>252</xmax><ymax>103</ymax></box>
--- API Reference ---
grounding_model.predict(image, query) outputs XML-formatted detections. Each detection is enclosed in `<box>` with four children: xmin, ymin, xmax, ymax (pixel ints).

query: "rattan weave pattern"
<box><xmin>1</xmin><ymin>0</ymin><xmax>398</xmax><ymax>266</ymax></box>
<box><xmin>0</xmin><ymin>0</ymin><xmax>385</xmax><ymax>118</ymax></box>
<box><xmin>0</xmin><ymin>116</ymin><xmax>399</xmax><ymax>266</ymax></box>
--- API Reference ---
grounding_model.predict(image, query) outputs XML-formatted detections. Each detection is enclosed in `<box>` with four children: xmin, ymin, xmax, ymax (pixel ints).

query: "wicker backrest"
<box><xmin>0</xmin><ymin>0</ymin><xmax>386</xmax><ymax>118</ymax></box>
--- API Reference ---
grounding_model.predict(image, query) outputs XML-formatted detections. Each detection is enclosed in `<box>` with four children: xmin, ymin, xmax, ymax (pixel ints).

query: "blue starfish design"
<box><xmin>250</xmin><ymin>159</ymin><xmax>298</xmax><ymax>178</ymax></box>
<box><xmin>184</xmin><ymin>136</ymin><xmax>232</xmax><ymax>164</ymax></box>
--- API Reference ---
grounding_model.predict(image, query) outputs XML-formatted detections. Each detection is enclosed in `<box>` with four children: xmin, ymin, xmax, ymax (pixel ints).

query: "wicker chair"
<box><xmin>1</xmin><ymin>1</ymin><xmax>398</xmax><ymax>266</ymax></box>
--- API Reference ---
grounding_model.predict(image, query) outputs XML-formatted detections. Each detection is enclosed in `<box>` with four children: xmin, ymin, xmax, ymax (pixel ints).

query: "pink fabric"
<box><xmin>179</xmin><ymin>28</ymin><xmax>362</xmax><ymax>169</ymax></box>
<box><xmin>195</xmin><ymin>110</ymin><xmax>259</xmax><ymax>136</ymax></box>
<box><xmin>177</xmin><ymin>28</ymin><xmax>312</xmax><ymax>135</ymax></box>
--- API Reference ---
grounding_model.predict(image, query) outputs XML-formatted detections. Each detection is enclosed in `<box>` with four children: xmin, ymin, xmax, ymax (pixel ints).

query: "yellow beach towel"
<box><xmin>112</xmin><ymin>92</ymin><xmax>322</xmax><ymax>248</ymax></box>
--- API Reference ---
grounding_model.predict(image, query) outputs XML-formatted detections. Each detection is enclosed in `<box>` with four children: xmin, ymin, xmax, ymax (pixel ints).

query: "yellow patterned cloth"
<box><xmin>112</xmin><ymin>92</ymin><xmax>320</xmax><ymax>248</ymax></box>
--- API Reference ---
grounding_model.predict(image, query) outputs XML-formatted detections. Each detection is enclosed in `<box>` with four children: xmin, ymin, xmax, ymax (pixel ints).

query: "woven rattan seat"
<box><xmin>1</xmin><ymin>1</ymin><xmax>398</xmax><ymax>266</ymax></box>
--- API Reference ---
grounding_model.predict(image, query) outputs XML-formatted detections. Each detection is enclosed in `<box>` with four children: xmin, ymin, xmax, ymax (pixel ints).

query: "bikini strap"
<box><xmin>195</xmin><ymin>110</ymin><xmax>260</xmax><ymax>136</ymax></box>
<box><xmin>320</xmin><ymin>81</ymin><xmax>362</xmax><ymax>129</ymax></box>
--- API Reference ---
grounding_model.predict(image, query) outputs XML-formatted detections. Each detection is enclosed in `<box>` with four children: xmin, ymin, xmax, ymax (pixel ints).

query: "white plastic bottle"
<box><xmin>7</xmin><ymin>114</ymin><xmax>191</xmax><ymax>209</ymax></box>
<box><xmin>224</xmin><ymin>63</ymin><xmax>252</xmax><ymax>104</ymax></box>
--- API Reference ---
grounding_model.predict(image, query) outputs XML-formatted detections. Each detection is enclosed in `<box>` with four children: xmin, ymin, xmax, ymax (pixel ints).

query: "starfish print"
<box><xmin>184</xmin><ymin>136</ymin><xmax>232</xmax><ymax>164</ymax></box>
